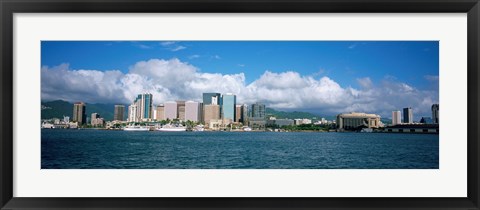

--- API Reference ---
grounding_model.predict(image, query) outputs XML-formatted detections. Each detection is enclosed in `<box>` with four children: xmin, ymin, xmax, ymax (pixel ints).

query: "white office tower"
<box><xmin>392</xmin><ymin>110</ymin><xmax>401</xmax><ymax>125</ymax></box>
<box><xmin>164</xmin><ymin>101</ymin><xmax>178</xmax><ymax>120</ymax></box>
<box><xmin>128</xmin><ymin>104</ymin><xmax>138</xmax><ymax>122</ymax></box>
<box><xmin>185</xmin><ymin>101</ymin><xmax>201</xmax><ymax>122</ymax></box>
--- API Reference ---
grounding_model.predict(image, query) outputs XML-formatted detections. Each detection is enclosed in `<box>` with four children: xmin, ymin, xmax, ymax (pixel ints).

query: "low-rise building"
<box><xmin>91</xmin><ymin>113</ymin><xmax>104</xmax><ymax>127</ymax></box>
<box><xmin>267</xmin><ymin>119</ymin><xmax>294</xmax><ymax>127</ymax></box>
<box><xmin>294</xmin><ymin>118</ymin><xmax>312</xmax><ymax>125</ymax></box>
<box><xmin>68</xmin><ymin>122</ymin><xmax>78</xmax><ymax>129</ymax></box>
<box><xmin>208</xmin><ymin>119</ymin><xmax>224</xmax><ymax>131</ymax></box>
<box><xmin>248</xmin><ymin>117</ymin><xmax>266</xmax><ymax>130</ymax></box>
<box><xmin>336</xmin><ymin>112</ymin><xmax>381</xmax><ymax>131</ymax></box>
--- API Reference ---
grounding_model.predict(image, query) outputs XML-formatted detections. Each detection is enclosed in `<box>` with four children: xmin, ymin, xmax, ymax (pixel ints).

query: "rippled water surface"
<box><xmin>41</xmin><ymin>129</ymin><xmax>439</xmax><ymax>169</ymax></box>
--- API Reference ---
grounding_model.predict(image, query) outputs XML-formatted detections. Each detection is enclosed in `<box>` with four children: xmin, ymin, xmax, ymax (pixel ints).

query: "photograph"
<box><xmin>40</xmin><ymin>41</ymin><xmax>439</xmax><ymax>169</ymax></box>
<box><xmin>2</xmin><ymin>0</ymin><xmax>477</xmax><ymax>208</ymax></box>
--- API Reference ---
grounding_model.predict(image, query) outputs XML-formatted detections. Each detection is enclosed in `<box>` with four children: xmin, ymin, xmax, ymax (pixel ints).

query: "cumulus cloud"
<box><xmin>356</xmin><ymin>77</ymin><xmax>373</xmax><ymax>89</ymax></box>
<box><xmin>41</xmin><ymin>58</ymin><xmax>438</xmax><ymax>118</ymax></box>
<box><xmin>253</xmin><ymin>71</ymin><xmax>308</xmax><ymax>90</ymax></box>
<box><xmin>41</xmin><ymin>64</ymin><xmax>126</xmax><ymax>104</ymax></box>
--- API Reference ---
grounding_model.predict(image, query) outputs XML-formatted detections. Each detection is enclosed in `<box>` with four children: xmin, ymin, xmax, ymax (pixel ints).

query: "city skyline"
<box><xmin>41</xmin><ymin>41</ymin><xmax>439</xmax><ymax>120</ymax></box>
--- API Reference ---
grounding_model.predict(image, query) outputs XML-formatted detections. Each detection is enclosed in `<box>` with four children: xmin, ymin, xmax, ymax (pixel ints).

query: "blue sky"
<box><xmin>41</xmin><ymin>41</ymin><xmax>439</xmax><ymax>119</ymax></box>
<box><xmin>42</xmin><ymin>41</ymin><xmax>438</xmax><ymax>89</ymax></box>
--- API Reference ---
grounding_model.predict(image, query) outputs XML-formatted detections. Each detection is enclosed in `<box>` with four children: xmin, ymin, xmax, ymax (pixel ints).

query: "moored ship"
<box><xmin>123</xmin><ymin>125</ymin><xmax>149</xmax><ymax>131</ymax></box>
<box><xmin>193</xmin><ymin>125</ymin><xmax>205</xmax><ymax>132</ymax></box>
<box><xmin>156</xmin><ymin>124</ymin><xmax>186</xmax><ymax>132</ymax></box>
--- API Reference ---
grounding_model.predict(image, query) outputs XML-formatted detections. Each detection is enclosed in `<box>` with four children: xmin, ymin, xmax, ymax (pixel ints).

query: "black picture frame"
<box><xmin>1</xmin><ymin>0</ymin><xmax>479</xmax><ymax>209</ymax></box>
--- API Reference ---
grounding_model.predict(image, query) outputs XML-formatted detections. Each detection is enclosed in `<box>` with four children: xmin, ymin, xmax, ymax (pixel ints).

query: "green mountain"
<box><xmin>41</xmin><ymin>100</ymin><xmax>125</xmax><ymax>121</ymax></box>
<box><xmin>381</xmin><ymin>118</ymin><xmax>392</xmax><ymax>125</ymax></box>
<box><xmin>41</xmin><ymin>100</ymin><xmax>73</xmax><ymax>119</ymax></box>
<box><xmin>266</xmin><ymin>108</ymin><xmax>324</xmax><ymax>120</ymax></box>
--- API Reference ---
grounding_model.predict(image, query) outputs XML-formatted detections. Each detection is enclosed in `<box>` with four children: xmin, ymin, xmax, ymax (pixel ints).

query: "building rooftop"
<box><xmin>337</xmin><ymin>112</ymin><xmax>380</xmax><ymax>118</ymax></box>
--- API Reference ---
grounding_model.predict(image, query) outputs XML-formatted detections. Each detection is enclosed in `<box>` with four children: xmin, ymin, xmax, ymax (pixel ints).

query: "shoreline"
<box><xmin>41</xmin><ymin>128</ymin><xmax>439</xmax><ymax>134</ymax></box>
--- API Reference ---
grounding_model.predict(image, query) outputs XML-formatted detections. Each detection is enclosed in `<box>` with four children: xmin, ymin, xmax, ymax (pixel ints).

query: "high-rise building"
<box><xmin>128</xmin><ymin>104</ymin><xmax>138</xmax><ymax>122</ymax></box>
<box><xmin>432</xmin><ymin>104</ymin><xmax>439</xmax><ymax>124</ymax></box>
<box><xmin>250</xmin><ymin>102</ymin><xmax>266</xmax><ymax>118</ymax></box>
<box><xmin>113</xmin><ymin>105</ymin><xmax>125</xmax><ymax>121</ymax></box>
<box><xmin>185</xmin><ymin>101</ymin><xmax>201</xmax><ymax>122</ymax></box>
<box><xmin>153</xmin><ymin>109</ymin><xmax>157</xmax><ymax>120</ymax></box>
<box><xmin>199</xmin><ymin>103</ymin><xmax>204</xmax><ymax>123</ymax></box>
<box><xmin>248</xmin><ymin>103</ymin><xmax>266</xmax><ymax>130</ymax></box>
<box><xmin>235</xmin><ymin>104</ymin><xmax>243</xmax><ymax>123</ymax></box>
<box><xmin>72</xmin><ymin>102</ymin><xmax>86</xmax><ymax>125</ymax></box>
<box><xmin>141</xmin><ymin>93</ymin><xmax>153</xmax><ymax>121</ymax></box>
<box><xmin>203</xmin><ymin>93</ymin><xmax>221</xmax><ymax>105</ymax></box>
<box><xmin>403</xmin><ymin>107</ymin><xmax>413</xmax><ymax>124</ymax></box>
<box><xmin>242</xmin><ymin>104</ymin><xmax>249</xmax><ymax>125</ymax></box>
<box><xmin>392</xmin><ymin>110</ymin><xmax>401</xmax><ymax>125</ymax></box>
<box><xmin>176</xmin><ymin>100</ymin><xmax>186</xmax><ymax>121</ymax></box>
<box><xmin>203</xmin><ymin>104</ymin><xmax>220</xmax><ymax>124</ymax></box>
<box><xmin>156</xmin><ymin>104</ymin><xmax>165</xmax><ymax>121</ymax></box>
<box><xmin>130</xmin><ymin>93</ymin><xmax>153</xmax><ymax>122</ymax></box>
<box><xmin>164</xmin><ymin>101</ymin><xmax>177</xmax><ymax>120</ymax></box>
<box><xmin>222</xmin><ymin>93</ymin><xmax>236</xmax><ymax>121</ymax></box>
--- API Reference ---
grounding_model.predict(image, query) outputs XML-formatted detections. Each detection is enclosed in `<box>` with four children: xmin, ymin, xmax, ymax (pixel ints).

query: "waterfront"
<box><xmin>41</xmin><ymin>129</ymin><xmax>439</xmax><ymax>169</ymax></box>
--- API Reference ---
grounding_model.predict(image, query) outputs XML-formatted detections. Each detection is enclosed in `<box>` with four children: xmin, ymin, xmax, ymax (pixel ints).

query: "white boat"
<box><xmin>156</xmin><ymin>124</ymin><xmax>186</xmax><ymax>132</ymax></box>
<box><xmin>360</xmin><ymin>128</ymin><xmax>373</xmax><ymax>133</ymax></box>
<box><xmin>123</xmin><ymin>125</ymin><xmax>149</xmax><ymax>131</ymax></box>
<box><xmin>193</xmin><ymin>125</ymin><xmax>205</xmax><ymax>132</ymax></box>
<box><xmin>41</xmin><ymin>122</ymin><xmax>54</xmax><ymax>129</ymax></box>
<box><xmin>243</xmin><ymin>127</ymin><xmax>252</xmax><ymax>131</ymax></box>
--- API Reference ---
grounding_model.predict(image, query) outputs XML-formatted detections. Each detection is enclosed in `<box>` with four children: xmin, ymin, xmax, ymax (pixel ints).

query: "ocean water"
<box><xmin>41</xmin><ymin>129</ymin><xmax>439</xmax><ymax>169</ymax></box>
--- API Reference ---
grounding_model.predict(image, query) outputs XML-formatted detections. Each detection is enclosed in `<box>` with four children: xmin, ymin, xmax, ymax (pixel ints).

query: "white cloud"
<box><xmin>160</xmin><ymin>41</ymin><xmax>176</xmax><ymax>46</ymax></box>
<box><xmin>159</xmin><ymin>41</ymin><xmax>186</xmax><ymax>51</ymax></box>
<box><xmin>41</xmin><ymin>64</ymin><xmax>126</xmax><ymax>104</ymax></box>
<box><xmin>137</xmin><ymin>44</ymin><xmax>152</xmax><ymax>49</ymax></box>
<box><xmin>188</xmin><ymin>55</ymin><xmax>200</xmax><ymax>59</ymax></box>
<box><xmin>424</xmin><ymin>75</ymin><xmax>439</xmax><ymax>81</ymax></box>
<box><xmin>128</xmin><ymin>58</ymin><xmax>197</xmax><ymax>89</ymax></box>
<box><xmin>311</xmin><ymin>68</ymin><xmax>328</xmax><ymax>78</ymax></box>
<box><xmin>252</xmin><ymin>71</ymin><xmax>308</xmax><ymax>90</ymax></box>
<box><xmin>171</xmin><ymin>46</ymin><xmax>186</xmax><ymax>51</ymax></box>
<box><xmin>131</xmin><ymin>42</ymin><xmax>154</xmax><ymax>49</ymax></box>
<box><xmin>356</xmin><ymin>77</ymin><xmax>373</xmax><ymax>89</ymax></box>
<box><xmin>41</xmin><ymin>58</ymin><xmax>438</xmax><ymax>118</ymax></box>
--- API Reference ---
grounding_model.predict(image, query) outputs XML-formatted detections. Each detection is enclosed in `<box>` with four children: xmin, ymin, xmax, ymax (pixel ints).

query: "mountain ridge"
<box><xmin>41</xmin><ymin>100</ymin><xmax>126</xmax><ymax>121</ymax></box>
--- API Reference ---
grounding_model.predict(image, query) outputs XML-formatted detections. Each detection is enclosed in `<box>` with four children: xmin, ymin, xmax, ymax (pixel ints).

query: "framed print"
<box><xmin>1</xmin><ymin>0</ymin><xmax>479</xmax><ymax>209</ymax></box>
